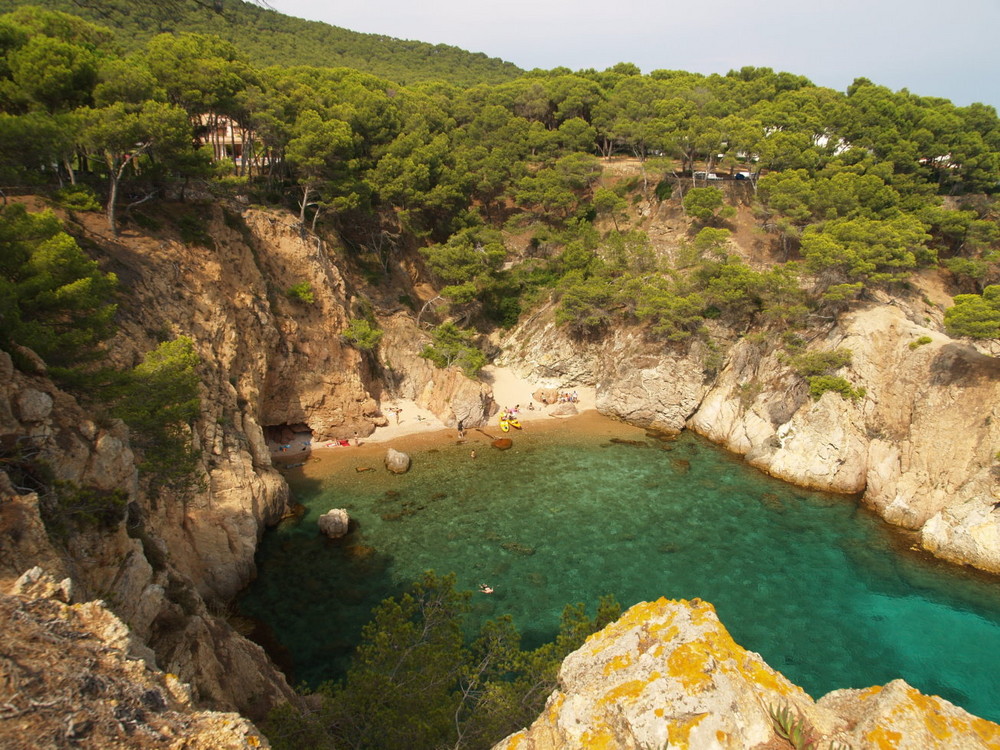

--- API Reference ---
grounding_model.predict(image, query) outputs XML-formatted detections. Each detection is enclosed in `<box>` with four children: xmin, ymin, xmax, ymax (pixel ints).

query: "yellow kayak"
<box><xmin>499</xmin><ymin>417</ymin><xmax>510</xmax><ymax>433</ymax></box>
<box><xmin>508</xmin><ymin>417</ymin><xmax>522</xmax><ymax>430</ymax></box>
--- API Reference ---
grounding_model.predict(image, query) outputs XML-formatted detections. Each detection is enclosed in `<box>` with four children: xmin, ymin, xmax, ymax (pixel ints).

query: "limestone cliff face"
<box><xmin>499</xmin><ymin>293</ymin><xmax>1000</xmax><ymax>574</ymax></box>
<box><xmin>1</xmin><ymin>199</ymin><xmax>493</xmax><ymax>719</ymax></box>
<box><xmin>0</xmin><ymin>351</ymin><xmax>297</xmax><ymax>719</ymax></box>
<box><xmin>0</xmin><ymin>568</ymin><xmax>270</xmax><ymax>750</ymax></box>
<box><xmin>493</xmin><ymin>598</ymin><xmax>1000</xmax><ymax>750</ymax></box>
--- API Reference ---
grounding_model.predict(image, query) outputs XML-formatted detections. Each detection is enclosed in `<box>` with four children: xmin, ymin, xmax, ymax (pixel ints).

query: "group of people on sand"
<box><xmin>557</xmin><ymin>391</ymin><xmax>579</xmax><ymax>404</ymax></box>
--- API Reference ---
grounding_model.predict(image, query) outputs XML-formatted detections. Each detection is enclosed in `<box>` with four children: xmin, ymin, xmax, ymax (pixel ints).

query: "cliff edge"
<box><xmin>493</xmin><ymin>598</ymin><xmax>1000</xmax><ymax>750</ymax></box>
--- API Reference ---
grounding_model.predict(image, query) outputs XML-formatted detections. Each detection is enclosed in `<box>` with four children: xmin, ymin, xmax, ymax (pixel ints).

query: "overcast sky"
<box><xmin>269</xmin><ymin>0</ymin><xmax>999</xmax><ymax>111</ymax></box>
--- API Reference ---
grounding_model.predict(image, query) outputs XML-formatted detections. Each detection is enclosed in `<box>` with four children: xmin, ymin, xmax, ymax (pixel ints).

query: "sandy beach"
<box><xmin>268</xmin><ymin>364</ymin><xmax>598</xmax><ymax>459</ymax></box>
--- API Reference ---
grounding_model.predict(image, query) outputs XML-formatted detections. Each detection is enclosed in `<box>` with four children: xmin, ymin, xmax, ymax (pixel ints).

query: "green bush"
<box><xmin>909</xmin><ymin>335</ymin><xmax>933</xmax><ymax>350</ymax></box>
<box><xmin>0</xmin><ymin>204</ymin><xmax>118</xmax><ymax>368</ymax></box>
<box><xmin>945</xmin><ymin>286</ymin><xmax>1000</xmax><ymax>339</ymax></box>
<box><xmin>112</xmin><ymin>337</ymin><xmax>202</xmax><ymax>495</ymax></box>
<box><xmin>41</xmin><ymin>482</ymin><xmax>128</xmax><ymax>541</ymax></box>
<box><xmin>420</xmin><ymin>322</ymin><xmax>486</xmax><ymax>377</ymax></box>
<box><xmin>176</xmin><ymin>212</ymin><xmax>215</xmax><ymax>249</ymax></box>
<box><xmin>808</xmin><ymin>375</ymin><xmax>866</xmax><ymax>402</ymax></box>
<box><xmin>53</xmin><ymin>185</ymin><xmax>101</xmax><ymax>212</ymax></box>
<box><xmin>286</xmin><ymin>281</ymin><xmax>315</xmax><ymax>304</ymax></box>
<box><xmin>342</xmin><ymin>318</ymin><xmax>383</xmax><ymax>352</ymax></box>
<box><xmin>789</xmin><ymin>348</ymin><xmax>853</xmax><ymax>377</ymax></box>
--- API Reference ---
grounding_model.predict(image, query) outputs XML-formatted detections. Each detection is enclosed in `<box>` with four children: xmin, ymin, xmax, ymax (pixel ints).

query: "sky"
<box><xmin>269</xmin><ymin>0</ymin><xmax>1000</xmax><ymax>111</ymax></box>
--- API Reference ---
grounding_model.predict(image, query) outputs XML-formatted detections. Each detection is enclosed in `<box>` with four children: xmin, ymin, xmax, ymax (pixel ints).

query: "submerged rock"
<box><xmin>384</xmin><ymin>448</ymin><xmax>411</xmax><ymax>474</ymax></box>
<box><xmin>317</xmin><ymin>508</ymin><xmax>350</xmax><ymax>538</ymax></box>
<box><xmin>492</xmin><ymin>438</ymin><xmax>513</xmax><ymax>450</ymax></box>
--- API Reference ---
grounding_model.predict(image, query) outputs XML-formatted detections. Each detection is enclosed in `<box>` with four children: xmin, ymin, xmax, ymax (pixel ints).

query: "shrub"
<box><xmin>41</xmin><ymin>482</ymin><xmax>128</xmax><ymax>540</ymax></box>
<box><xmin>808</xmin><ymin>375</ymin><xmax>865</xmax><ymax>402</ymax></box>
<box><xmin>908</xmin><ymin>335</ymin><xmax>933</xmax><ymax>350</ymax></box>
<box><xmin>287</xmin><ymin>281</ymin><xmax>315</xmax><ymax>304</ymax></box>
<box><xmin>111</xmin><ymin>337</ymin><xmax>202</xmax><ymax>495</ymax></box>
<box><xmin>945</xmin><ymin>286</ymin><xmax>1000</xmax><ymax>339</ymax></box>
<box><xmin>53</xmin><ymin>185</ymin><xmax>101</xmax><ymax>212</ymax></box>
<box><xmin>0</xmin><ymin>204</ymin><xmax>118</xmax><ymax>367</ymax></box>
<box><xmin>420</xmin><ymin>322</ymin><xmax>486</xmax><ymax>377</ymax></box>
<box><xmin>342</xmin><ymin>319</ymin><xmax>383</xmax><ymax>352</ymax></box>
<box><xmin>176</xmin><ymin>212</ymin><xmax>215</xmax><ymax>249</ymax></box>
<box><xmin>789</xmin><ymin>348</ymin><xmax>853</xmax><ymax>377</ymax></box>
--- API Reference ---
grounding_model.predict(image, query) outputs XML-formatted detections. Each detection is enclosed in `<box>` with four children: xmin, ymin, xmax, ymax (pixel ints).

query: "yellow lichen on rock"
<box><xmin>666</xmin><ymin>641</ymin><xmax>713</xmax><ymax>692</ymax></box>
<box><xmin>666</xmin><ymin>712</ymin><xmax>708</xmax><ymax>747</ymax></box>
<box><xmin>493</xmin><ymin>599</ymin><xmax>1000</xmax><ymax>750</ymax></box>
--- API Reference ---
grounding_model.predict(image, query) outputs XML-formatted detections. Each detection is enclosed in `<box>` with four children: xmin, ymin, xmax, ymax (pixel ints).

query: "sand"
<box><xmin>268</xmin><ymin>364</ymin><xmax>598</xmax><ymax>459</ymax></box>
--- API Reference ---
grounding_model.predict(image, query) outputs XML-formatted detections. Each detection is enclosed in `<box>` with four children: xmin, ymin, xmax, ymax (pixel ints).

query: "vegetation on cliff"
<box><xmin>2</xmin><ymin>2</ymin><xmax>1000</xmax><ymax>746</ymax></box>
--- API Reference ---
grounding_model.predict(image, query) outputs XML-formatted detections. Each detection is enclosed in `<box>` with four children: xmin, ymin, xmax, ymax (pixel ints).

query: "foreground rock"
<box><xmin>493</xmin><ymin>598</ymin><xmax>1000</xmax><ymax>750</ymax></box>
<box><xmin>384</xmin><ymin>448</ymin><xmax>411</xmax><ymax>474</ymax></box>
<box><xmin>492</xmin><ymin>438</ymin><xmax>513</xmax><ymax>450</ymax></box>
<box><xmin>318</xmin><ymin>508</ymin><xmax>350</xmax><ymax>538</ymax></box>
<box><xmin>0</xmin><ymin>569</ymin><xmax>269</xmax><ymax>750</ymax></box>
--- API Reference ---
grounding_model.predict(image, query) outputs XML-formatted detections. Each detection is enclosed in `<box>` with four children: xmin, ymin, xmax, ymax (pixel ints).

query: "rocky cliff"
<box><xmin>0</xmin><ymin>568</ymin><xmax>270</xmax><ymax>750</ymax></box>
<box><xmin>0</xmin><ymin>198</ymin><xmax>494</xmax><ymax>721</ymax></box>
<box><xmin>497</xmin><ymin>283</ymin><xmax>1000</xmax><ymax>575</ymax></box>
<box><xmin>493</xmin><ymin>598</ymin><xmax>1000</xmax><ymax>750</ymax></box>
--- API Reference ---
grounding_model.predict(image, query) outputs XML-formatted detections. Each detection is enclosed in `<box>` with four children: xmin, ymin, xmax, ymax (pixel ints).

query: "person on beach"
<box><xmin>458</xmin><ymin>420</ymin><xmax>465</xmax><ymax>439</ymax></box>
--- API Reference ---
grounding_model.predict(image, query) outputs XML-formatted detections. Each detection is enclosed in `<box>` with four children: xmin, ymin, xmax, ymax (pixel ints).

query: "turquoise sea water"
<box><xmin>238</xmin><ymin>420</ymin><xmax>1000</xmax><ymax>722</ymax></box>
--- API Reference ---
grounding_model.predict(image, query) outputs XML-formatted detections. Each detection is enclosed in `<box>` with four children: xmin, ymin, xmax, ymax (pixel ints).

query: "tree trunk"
<box><xmin>299</xmin><ymin>184</ymin><xmax>310</xmax><ymax>226</ymax></box>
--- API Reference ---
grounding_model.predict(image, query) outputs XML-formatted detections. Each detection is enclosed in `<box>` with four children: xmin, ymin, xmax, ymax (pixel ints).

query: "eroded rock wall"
<box><xmin>1</xmin><ymin>199</ymin><xmax>492</xmax><ymax>719</ymax></box>
<box><xmin>493</xmin><ymin>598</ymin><xmax>1000</xmax><ymax>750</ymax></box>
<box><xmin>0</xmin><ymin>568</ymin><xmax>270</xmax><ymax>750</ymax></box>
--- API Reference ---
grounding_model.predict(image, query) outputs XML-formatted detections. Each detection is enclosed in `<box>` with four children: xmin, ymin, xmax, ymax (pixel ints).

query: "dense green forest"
<box><xmin>3</xmin><ymin>3</ymin><xmax>1000</xmax><ymax>747</ymax></box>
<box><xmin>0</xmin><ymin>0</ymin><xmax>523</xmax><ymax>86</ymax></box>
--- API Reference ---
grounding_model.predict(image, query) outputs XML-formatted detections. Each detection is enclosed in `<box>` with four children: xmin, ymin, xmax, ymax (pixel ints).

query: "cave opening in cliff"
<box><xmin>264</xmin><ymin>423</ymin><xmax>313</xmax><ymax>456</ymax></box>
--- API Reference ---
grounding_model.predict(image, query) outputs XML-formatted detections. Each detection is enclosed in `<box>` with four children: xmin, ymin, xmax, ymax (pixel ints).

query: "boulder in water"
<box><xmin>384</xmin><ymin>448</ymin><xmax>411</xmax><ymax>474</ymax></box>
<box><xmin>318</xmin><ymin>508</ymin><xmax>350</xmax><ymax>538</ymax></box>
<box><xmin>492</xmin><ymin>438</ymin><xmax>513</xmax><ymax>450</ymax></box>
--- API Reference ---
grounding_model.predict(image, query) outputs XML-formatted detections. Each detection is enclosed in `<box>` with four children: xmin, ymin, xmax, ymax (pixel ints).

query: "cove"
<box><xmin>238</xmin><ymin>416</ymin><xmax>1000</xmax><ymax>723</ymax></box>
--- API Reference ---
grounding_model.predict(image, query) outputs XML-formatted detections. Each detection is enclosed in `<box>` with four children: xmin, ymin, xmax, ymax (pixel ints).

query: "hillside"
<box><xmin>0</xmin><ymin>0</ymin><xmax>523</xmax><ymax>86</ymax></box>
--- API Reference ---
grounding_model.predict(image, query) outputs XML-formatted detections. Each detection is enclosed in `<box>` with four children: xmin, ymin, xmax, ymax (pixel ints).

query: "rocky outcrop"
<box><xmin>499</xmin><ymin>295</ymin><xmax>1000</xmax><ymax>575</ymax></box>
<box><xmin>493</xmin><ymin>598</ymin><xmax>1000</xmax><ymax>750</ymax></box>
<box><xmin>379</xmin><ymin>313</ymin><xmax>494</xmax><ymax>427</ymax></box>
<box><xmin>0</xmin><ymin>568</ymin><xmax>270</xmax><ymax>750</ymax></box>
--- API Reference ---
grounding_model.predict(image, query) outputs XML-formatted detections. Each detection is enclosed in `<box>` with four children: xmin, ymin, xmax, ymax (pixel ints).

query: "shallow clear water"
<box><xmin>239</xmin><ymin>421</ymin><xmax>1000</xmax><ymax>722</ymax></box>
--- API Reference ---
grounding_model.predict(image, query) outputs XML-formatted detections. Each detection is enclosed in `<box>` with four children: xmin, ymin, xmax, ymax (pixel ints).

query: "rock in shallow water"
<box><xmin>317</xmin><ymin>508</ymin><xmax>350</xmax><ymax>538</ymax></box>
<box><xmin>384</xmin><ymin>448</ymin><xmax>411</xmax><ymax>474</ymax></box>
<box><xmin>491</xmin><ymin>438</ymin><xmax>513</xmax><ymax>450</ymax></box>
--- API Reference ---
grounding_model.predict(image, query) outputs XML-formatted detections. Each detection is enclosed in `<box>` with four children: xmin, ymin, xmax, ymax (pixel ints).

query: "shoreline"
<box><xmin>267</xmin><ymin>364</ymin><xmax>598</xmax><ymax>459</ymax></box>
<box><xmin>277</xmin><ymin>409</ymin><xmax>645</xmax><ymax>479</ymax></box>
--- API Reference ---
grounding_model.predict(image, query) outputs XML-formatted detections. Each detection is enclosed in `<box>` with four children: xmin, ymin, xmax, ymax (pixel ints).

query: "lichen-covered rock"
<box><xmin>318</xmin><ymin>508</ymin><xmax>350</xmax><ymax>538</ymax></box>
<box><xmin>492</xmin><ymin>598</ymin><xmax>1000</xmax><ymax>750</ymax></box>
<box><xmin>384</xmin><ymin>448</ymin><xmax>411</xmax><ymax>474</ymax></box>
<box><xmin>818</xmin><ymin>679</ymin><xmax>1000</xmax><ymax>750</ymax></box>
